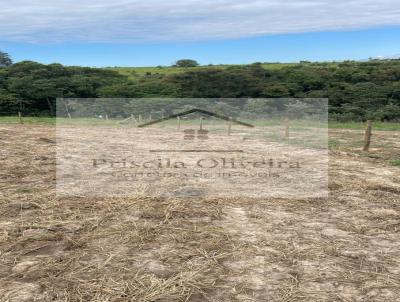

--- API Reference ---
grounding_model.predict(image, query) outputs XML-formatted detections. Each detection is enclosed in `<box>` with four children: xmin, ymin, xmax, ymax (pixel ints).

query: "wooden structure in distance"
<box><xmin>137</xmin><ymin>108</ymin><xmax>254</xmax><ymax>128</ymax></box>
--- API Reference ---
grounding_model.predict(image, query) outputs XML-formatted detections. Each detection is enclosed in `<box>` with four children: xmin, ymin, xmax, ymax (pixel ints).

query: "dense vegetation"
<box><xmin>1</xmin><ymin>58</ymin><xmax>400</xmax><ymax>121</ymax></box>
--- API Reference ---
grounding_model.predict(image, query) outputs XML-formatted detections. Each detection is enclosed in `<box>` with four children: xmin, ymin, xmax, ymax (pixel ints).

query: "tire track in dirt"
<box><xmin>220</xmin><ymin>206</ymin><xmax>267</xmax><ymax>300</ymax></box>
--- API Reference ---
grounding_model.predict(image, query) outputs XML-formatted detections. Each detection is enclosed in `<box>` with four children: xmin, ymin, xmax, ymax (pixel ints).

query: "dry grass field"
<box><xmin>0</xmin><ymin>124</ymin><xmax>399</xmax><ymax>301</ymax></box>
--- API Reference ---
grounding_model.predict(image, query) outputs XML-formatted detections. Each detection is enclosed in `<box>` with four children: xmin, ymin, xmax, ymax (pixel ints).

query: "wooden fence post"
<box><xmin>177</xmin><ymin>116</ymin><xmax>181</xmax><ymax>130</ymax></box>
<box><xmin>199</xmin><ymin>117</ymin><xmax>203</xmax><ymax>130</ymax></box>
<box><xmin>131</xmin><ymin>114</ymin><xmax>138</xmax><ymax>126</ymax></box>
<box><xmin>105</xmin><ymin>113</ymin><xmax>109</xmax><ymax>120</ymax></box>
<box><xmin>18</xmin><ymin>112</ymin><xmax>23</xmax><ymax>124</ymax></box>
<box><xmin>363</xmin><ymin>120</ymin><xmax>372</xmax><ymax>152</ymax></box>
<box><xmin>18</xmin><ymin>99</ymin><xmax>24</xmax><ymax>124</ymax></box>
<box><xmin>64</xmin><ymin>100</ymin><xmax>71</xmax><ymax>119</ymax></box>
<box><xmin>284</xmin><ymin>117</ymin><xmax>290</xmax><ymax>139</ymax></box>
<box><xmin>227</xmin><ymin>117</ymin><xmax>232</xmax><ymax>136</ymax></box>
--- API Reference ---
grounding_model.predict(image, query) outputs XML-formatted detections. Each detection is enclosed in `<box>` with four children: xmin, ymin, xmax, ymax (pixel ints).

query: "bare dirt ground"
<box><xmin>56</xmin><ymin>124</ymin><xmax>328</xmax><ymax>199</ymax></box>
<box><xmin>1</xmin><ymin>124</ymin><xmax>399</xmax><ymax>302</ymax></box>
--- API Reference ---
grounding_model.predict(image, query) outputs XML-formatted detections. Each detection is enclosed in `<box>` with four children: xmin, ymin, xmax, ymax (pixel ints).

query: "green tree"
<box><xmin>0</xmin><ymin>90</ymin><xmax>19</xmax><ymax>114</ymax></box>
<box><xmin>0</xmin><ymin>51</ymin><xmax>12</xmax><ymax>67</ymax></box>
<box><xmin>174</xmin><ymin>59</ymin><xmax>199</xmax><ymax>68</ymax></box>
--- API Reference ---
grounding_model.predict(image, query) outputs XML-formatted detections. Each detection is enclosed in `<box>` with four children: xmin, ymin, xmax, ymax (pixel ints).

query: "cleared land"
<box><xmin>0</xmin><ymin>124</ymin><xmax>399</xmax><ymax>301</ymax></box>
<box><xmin>55</xmin><ymin>121</ymin><xmax>327</xmax><ymax>198</ymax></box>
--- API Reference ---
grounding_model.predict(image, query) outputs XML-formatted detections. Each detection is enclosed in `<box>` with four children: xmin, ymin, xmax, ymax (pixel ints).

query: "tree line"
<box><xmin>0</xmin><ymin>53</ymin><xmax>399</xmax><ymax>121</ymax></box>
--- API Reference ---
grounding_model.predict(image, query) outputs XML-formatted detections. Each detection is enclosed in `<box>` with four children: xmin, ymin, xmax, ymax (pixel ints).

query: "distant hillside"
<box><xmin>107</xmin><ymin>63</ymin><xmax>299</xmax><ymax>78</ymax></box>
<box><xmin>1</xmin><ymin>60</ymin><xmax>399</xmax><ymax>121</ymax></box>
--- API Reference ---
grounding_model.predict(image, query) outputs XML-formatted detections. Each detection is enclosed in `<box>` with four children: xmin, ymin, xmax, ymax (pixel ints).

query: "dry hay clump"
<box><xmin>1</xmin><ymin>196</ymin><xmax>246</xmax><ymax>302</ymax></box>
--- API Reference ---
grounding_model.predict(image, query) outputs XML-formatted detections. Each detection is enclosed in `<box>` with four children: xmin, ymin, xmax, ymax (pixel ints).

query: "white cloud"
<box><xmin>0</xmin><ymin>0</ymin><xmax>400</xmax><ymax>43</ymax></box>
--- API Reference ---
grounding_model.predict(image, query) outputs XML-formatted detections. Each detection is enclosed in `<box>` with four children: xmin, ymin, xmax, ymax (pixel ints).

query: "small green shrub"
<box><xmin>389</xmin><ymin>159</ymin><xmax>400</xmax><ymax>166</ymax></box>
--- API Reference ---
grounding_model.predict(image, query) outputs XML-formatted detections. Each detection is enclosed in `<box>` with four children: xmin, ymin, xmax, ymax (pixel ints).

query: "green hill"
<box><xmin>107</xmin><ymin>63</ymin><xmax>298</xmax><ymax>78</ymax></box>
<box><xmin>2</xmin><ymin>59</ymin><xmax>399</xmax><ymax>122</ymax></box>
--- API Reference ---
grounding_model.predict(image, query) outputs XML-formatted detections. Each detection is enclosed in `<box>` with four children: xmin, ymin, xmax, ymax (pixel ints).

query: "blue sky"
<box><xmin>2</xmin><ymin>27</ymin><xmax>400</xmax><ymax>67</ymax></box>
<box><xmin>1</xmin><ymin>0</ymin><xmax>400</xmax><ymax>66</ymax></box>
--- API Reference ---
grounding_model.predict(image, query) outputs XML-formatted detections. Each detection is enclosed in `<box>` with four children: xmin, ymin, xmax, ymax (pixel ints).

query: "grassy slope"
<box><xmin>0</xmin><ymin>116</ymin><xmax>55</xmax><ymax>124</ymax></box>
<box><xmin>328</xmin><ymin>121</ymin><xmax>400</xmax><ymax>131</ymax></box>
<box><xmin>1</xmin><ymin>116</ymin><xmax>399</xmax><ymax>131</ymax></box>
<box><xmin>107</xmin><ymin>63</ymin><xmax>298</xmax><ymax>77</ymax></box>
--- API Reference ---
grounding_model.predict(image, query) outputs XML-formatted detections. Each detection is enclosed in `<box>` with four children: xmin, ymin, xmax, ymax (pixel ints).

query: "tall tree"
<box><xmin>0</xmin><ymin>51</ymin><xmax>12</xmax><ymax>67</ymax></box>
<box><xmin>174</xmin><ymin>59</ymin><xmax>199</xmax><ymax>68</ymax></box>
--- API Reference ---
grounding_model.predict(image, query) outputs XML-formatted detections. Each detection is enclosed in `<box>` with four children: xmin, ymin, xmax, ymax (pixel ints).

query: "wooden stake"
<box><xmin>18</xmin><ymin>112</ymin><xmax>23</xmax><ymax>124</ymax></box>
<box><xmin>199</xmin><ymin>117</ymin><xmax>203</xmax><ymax>130</ymax></box>
<box><xmin>105</xmin><ymin>113</ymin><xmax>109</xmax><ymax>120</ymax></box>
<box><xmin>18</xmin><ymin>99</ymin><xmax>24</xmax><ymax>123</ymax></box>
<box><xmin>284</xmin><ymin>117</ymin><xmax>290</xmax><ymax>139</ymax></box>
<box><xmin>139</xmin><ymin>114</ymin><xmax>142</xmax><ymax>123</ymax></box>
<box><xmin>64</xmin><ymin>100</ymin><xmax>71</xmax><ymax>119</ymax></box>
<box><xmin>177</xmin><ymin>116</ymin><xmax>181</xmax><ymax>130</ymax></box>
<box><xmin>129</xmin><ymin>114</ymin><xmax>138</xmax><ymax>126</ymax></box>
<box><xmin>149</xmin><ymin>114</ymin><xmax>152</xmax><ymax>121</ymax></box>
<box><xmin>363</xmin><ymin>120</ymin><xmax>372</xmax><ymax>152</ymax></box>
<box><xmin>227</xmin><ymin>117</ymin><xmax>232</xmax><ymax>136</ymax></box>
